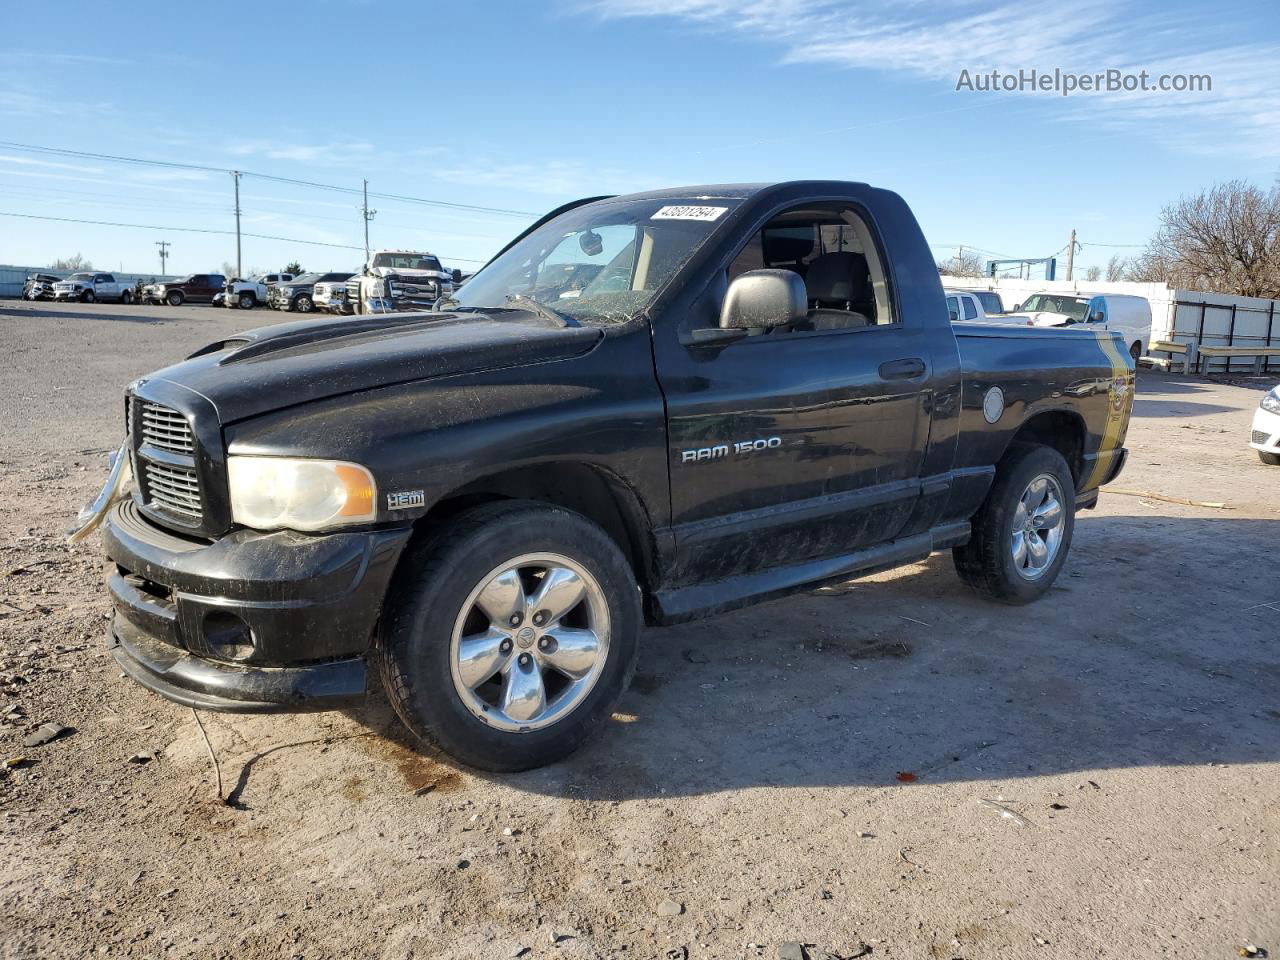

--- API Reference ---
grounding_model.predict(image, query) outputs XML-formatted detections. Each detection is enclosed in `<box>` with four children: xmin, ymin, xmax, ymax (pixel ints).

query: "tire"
<box><xmin>953</xmin><ymin>444</ymin><xmax>1076</xmax><ymax>604</ymax></box>
<box><xmin>166</xmin><ymin>290</ymin><xmax>184</xmax><ymax>307</ymax></box>
<box><xmin>1260</xmin><ymin>450</ymin><xmax>1280</xmax><ymax>466</ymax></box>
<box><xmin>120</xmin><ymin>289</ymin><xmax>133</xmax><ymax>305</ymax></box>
<box><xmin>379</xmin><ymin>501</ymin><xmax>641</xmax><ymax>772</ymax></box>
<box><xmin>238</xmin><ymin>292</ymin><xmax>256</xmax><ymax>309</ymax></box>
<box><xmin>81</xmin><ymin>290</ymin><xmax>95</xmax><ymax>303</ymax></box>
<box><xmin>294</xmin><ymin>294</ymin><xmax>314</xmax><ymax>313</ymax></box>
<box><xmin>1130</xmin><ymin>341</ymin><xmax>1142</xmax><ymax>364</ymax></box>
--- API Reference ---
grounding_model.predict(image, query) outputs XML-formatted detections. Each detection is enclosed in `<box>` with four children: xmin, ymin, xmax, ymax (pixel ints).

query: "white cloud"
<box><xmin>0</xmin><ymin>154</ymin><xmax>104</xmax><ymax>174</ymax></box>
<box><xmin>582</xmin><ymin>0</ymin><xmax>1280</xmax><ymax>157</ymax></box>
<box><xmin>225</xmin><ymin>140</ymin><xmax>376</xmax><ymax>164</ymax></box>
<box><xmin>430</xmin><ymin>158</ymin><xmax>659</xmax><ymax>196</ymax></box>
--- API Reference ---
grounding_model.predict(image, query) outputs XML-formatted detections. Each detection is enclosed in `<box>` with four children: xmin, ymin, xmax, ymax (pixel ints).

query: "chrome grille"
<box><xmin>140</xmin><ymin>402</ymin><xmax>194</xmax><ymax>453</ymax></box>
<box><xmin>144</xmin><ymin>462</ymin><xmax>203</xmax><ymax>521</ymax></box>
<box><xmin>1253</xmin><ymin>429</ymin><xmax>1272</xmax><ymax>445</ymax></box>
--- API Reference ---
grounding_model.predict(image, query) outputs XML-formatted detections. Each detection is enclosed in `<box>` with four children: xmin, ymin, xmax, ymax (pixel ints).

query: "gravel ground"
<box><xmin>1</xmin><ymin>299</ymin><xmax>1277</xmax><ymax>960</ymax></box>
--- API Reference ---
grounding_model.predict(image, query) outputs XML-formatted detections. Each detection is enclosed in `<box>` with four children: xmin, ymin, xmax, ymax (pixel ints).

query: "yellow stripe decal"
<box><xmin>1083</xmin><ymin>331</ymin><xmax>1134</xmax><ymax>490</ymax></box>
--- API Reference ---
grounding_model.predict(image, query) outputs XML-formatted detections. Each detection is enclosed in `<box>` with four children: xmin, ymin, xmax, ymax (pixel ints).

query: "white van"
<box><xmin>1015</xmin><ymin>292</ymin><xmax>1152</xmax><ymax>362</ymax></box>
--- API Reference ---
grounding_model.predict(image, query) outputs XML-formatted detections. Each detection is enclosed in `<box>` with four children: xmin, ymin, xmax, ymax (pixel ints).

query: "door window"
<box><xmin>726</xmin><ymin>204</ymin><xmax>895</xmax><ymax>332</ymax></box>
<box><xmin>962</xmin><ymin>296</ymin><xmax>977</xmax><ymax>320</ymax></box>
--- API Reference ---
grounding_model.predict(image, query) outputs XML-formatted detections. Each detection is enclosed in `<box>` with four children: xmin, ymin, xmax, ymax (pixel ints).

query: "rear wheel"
<box><xmin>238</xmin><ymin>291</ymin><xmax>256</xmax><ymax>309</ymax></box>
<box><xmin>1260</xmin><ymin>450</ymin><xmax>1280</xmax><ymax>466</ymax></box>
<box><xmin>954</xmin><ymin>444</ymin><xmax>1075</xmax><ymax>604</ymax></box>
<box><xmin>379</xmin><ymin>501</ymin><xmax>640</xmax><ymax>772</ymax></box>
<box><xmin>166</xmin><ymin>290</ymin><xmax>184</xmax><ymax>307</ymax></box>
<box><xmin>120</xmin><ymin>289</ymin><xmax>133</xmax><ymax>305</ymax></box>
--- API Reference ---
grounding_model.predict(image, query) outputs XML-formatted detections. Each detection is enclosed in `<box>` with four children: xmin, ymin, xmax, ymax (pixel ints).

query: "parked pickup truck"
<box><xmin>267</xmin><ymin>272</ymin><xmax>354</xmax><ymax>313</ymax></box>
<box><xmin>22</xmin><ymin>272</ymin><xmax>62</xmax><ymax>300</ymax></box>
<box><xmin>144</xmin><ymin>274</ymin><xmax>227</xmax><ymax>307</ymax></box>
<box><xmin>78</xmin><ymin>180</ymin><xmax>1133</xmax><ymax>772</ymax></box>
<box><xmin>53</xmin><ymin>272</ymin><xmax>135</xmax><ymax>303</ymax></box>
<box><xmin>346</xmin><ymin>250</ymin><xmax>458</xmax><ymax>315</ymax></box>
<box><xmin>945</xmin><ymin>288</ymin><xmax>1007</xmax><ymax>321</ymax></box>
<box><xmin>224</xmin><ymin>272</ymin><xmax>294</xmax><ymax>310</ymax></box>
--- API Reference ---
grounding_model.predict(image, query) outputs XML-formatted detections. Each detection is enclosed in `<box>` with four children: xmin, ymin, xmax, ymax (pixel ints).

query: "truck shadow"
<box><xmin>345</xmin><ymin>513</ymin><xmax>1280</xmax><ymax>800</ymax></box>
<box><xmin>0</xmin><ymin>304</ymin><xmax>177</xmax><ymax>325</ymax></box>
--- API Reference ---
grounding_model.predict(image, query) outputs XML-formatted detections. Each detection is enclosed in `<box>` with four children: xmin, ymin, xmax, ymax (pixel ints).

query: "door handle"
<box><xmin>878</xmin><ymin>357</ymin><xmax>926</xmax><ymax>380</ymax></box>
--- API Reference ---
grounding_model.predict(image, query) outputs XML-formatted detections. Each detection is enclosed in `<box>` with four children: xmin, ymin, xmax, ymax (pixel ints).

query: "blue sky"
<box><xmin>2</xmin><ymin>0</ymin><xmax>1277</xmax><ymax>278</ymax></box>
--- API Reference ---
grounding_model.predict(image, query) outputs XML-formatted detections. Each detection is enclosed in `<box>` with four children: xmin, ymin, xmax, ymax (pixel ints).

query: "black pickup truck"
<box><xmin>80</xmin><ymin>181</ymin><xmax>1133</xmax><ymax>771</ymax></box>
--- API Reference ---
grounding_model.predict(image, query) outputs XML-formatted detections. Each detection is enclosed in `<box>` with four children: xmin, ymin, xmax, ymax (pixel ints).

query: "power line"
<box><xmin>0</xmin><ymin>210</ymin><xmax>488</xmax><ymax>263</ymax></box>
<box><xmin>0</xmin><ymin>139</ymin><xmax>538</xmax><ymax>218</ymax></box>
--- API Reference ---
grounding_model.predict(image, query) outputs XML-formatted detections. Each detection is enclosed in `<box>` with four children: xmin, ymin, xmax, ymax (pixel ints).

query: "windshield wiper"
<box><xmin>505</xmin><ymin>294</ymin><xmax>575</xmax><ymax>327</ymax></box>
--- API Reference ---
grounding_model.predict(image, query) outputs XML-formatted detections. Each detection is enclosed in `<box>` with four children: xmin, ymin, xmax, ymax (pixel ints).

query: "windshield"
<box><xmin>67</xmin><ymin>273</ymin><xmax>94</xmax><ymax>282</ymax></box>
<box><xmin>373</xmin><ymin>253</ymin><xmax>441</xmax><ymax>271</ymax></box>
<box><xmin>450</xmin><ymin>197</ymin><xmax>742</xmax><ymax>325</ymax></box>
<box><xmin>1022</xmin><ymin>294</ymin><xmax>1089</xmax><ymax>321</ymax></box>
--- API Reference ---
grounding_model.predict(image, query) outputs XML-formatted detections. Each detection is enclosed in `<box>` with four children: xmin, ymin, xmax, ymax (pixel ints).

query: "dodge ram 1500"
<box><xmin>78</xmin><ymin>180</ymin><xmax>1133</xmax><ymax>771</ymax></box>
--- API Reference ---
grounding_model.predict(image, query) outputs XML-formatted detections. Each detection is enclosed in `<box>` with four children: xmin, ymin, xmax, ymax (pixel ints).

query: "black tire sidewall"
<box><xmin>166</xmin><ymin>291</ymin><xmax>183</xmax><ymax>306</ymax></box>
<box><xmin>971</xmin><ymin>445</ymin><xmax>1076</xmax><ymax>604</ymax></box>
<box><xmin>381</xmin><ymin>503</ymin><xmax>640</xmax><ymax>771</ymax></box>
<box><xmin>239</xmin><ymin>292</ymin><xmax>255</xmax><ymax>309</ymax></box>
<box><xmin>295</xmin><ymin>295</ymin><xmax>313</xmax><ymax>313</ymax></box>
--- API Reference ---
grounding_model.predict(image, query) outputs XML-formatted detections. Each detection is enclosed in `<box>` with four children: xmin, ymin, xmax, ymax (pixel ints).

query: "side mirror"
<box><xmin>452</xmin><ymin>268</ymin><xmax>463</xmax><ymax>284</ymax></box>
<box><xmin>1089</xmin><ymin>310</ymin><xmax>1104</xmax><ymax>323</ymax></box>
<box><xmin>720</xmin><ymin>269</ymin><xmax>806</xmax><ymax>331</ymax></box>
<box><xmin>948</xmin><ymin>309</ymin><xmax>959</xmax><ymax>323</ymax></box>
<box><xmin>1011</xmin><ymin>302</ymin><xmax>1022</xmax><ymax>312</ymax></box>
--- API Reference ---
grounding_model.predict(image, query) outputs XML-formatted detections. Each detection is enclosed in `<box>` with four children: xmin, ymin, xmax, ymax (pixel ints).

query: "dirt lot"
<box><xmin>1</xmin><ymin>299</ymin><xmax>1277</xmax><ymax>960</ymax></box>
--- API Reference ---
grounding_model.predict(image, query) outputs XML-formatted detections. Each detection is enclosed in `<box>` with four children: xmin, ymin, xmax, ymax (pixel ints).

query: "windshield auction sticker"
<box><xmin>651</xmin><ymin>205</ymin><xmax>728</xmax><ymax>221</ymax></box>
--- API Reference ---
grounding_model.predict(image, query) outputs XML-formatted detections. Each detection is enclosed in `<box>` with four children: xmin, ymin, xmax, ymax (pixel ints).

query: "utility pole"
<box><xmin>155</xmin><ymin>240</ymin><xmax>170</xmax><ymax>275</ymax></box>
<box><xmin>1065</xmin><ymin>228</ymin><xmax>1077</xmax><ymax>281</ymax></box>
<box><xmin>232</xmin><ymin>171</ymin><xmax>243</xmax><ymax>279</ymax></box>
<box><xmin>361</xmin><ymin>179</ymin><xmax>377</xmax><ymax>262</ymax></box>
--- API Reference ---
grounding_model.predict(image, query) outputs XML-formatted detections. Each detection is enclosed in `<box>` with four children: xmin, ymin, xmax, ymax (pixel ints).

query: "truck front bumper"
<box><xmin>102</xmin><ymin>499</ymin><xmax>412</xmax><ymax>713</ymax></box>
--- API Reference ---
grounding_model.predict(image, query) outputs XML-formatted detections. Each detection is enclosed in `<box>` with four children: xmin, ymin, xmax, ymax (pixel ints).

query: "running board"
<box><xmin>652</xmin><ymin>521</ymin><xmax>970</xmax><ymax>624</ymax></box>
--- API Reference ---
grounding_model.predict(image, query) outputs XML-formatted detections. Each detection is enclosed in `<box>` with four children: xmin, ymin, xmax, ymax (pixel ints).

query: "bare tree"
<box><xmin>1133</xmin><ymin>179</ymin><xmax>1280</xmax><ymax>297</ymax></box>
<box><xmin>51</xmin><ymin>254</ymin><xmax>93</xmax><ymax>271</ymax></box>
<box><xmin>1105</xmin><ymin>254</ymin><xmax>1129</xmax><ymax>282</ymax></box>
<box><xmin>936</xmin><ymin>248</ymin><xmax>985</xmax><ymax>277</ymax></box>
<box><xmin>1084</xmin><ymin>266</ymin><xmax>1101</xmax><ymax>282</ymax></box>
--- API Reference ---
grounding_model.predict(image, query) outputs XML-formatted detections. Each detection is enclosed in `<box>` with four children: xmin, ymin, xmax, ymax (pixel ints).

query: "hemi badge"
<box><xmin>386</xmin><ymin>490</ymin><xmax>426</xmax><ymax>510</ymax></box>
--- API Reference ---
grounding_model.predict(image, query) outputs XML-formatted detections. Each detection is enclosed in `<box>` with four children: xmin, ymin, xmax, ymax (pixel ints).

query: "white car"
<box><xmin>52</xmin><ymin>272</ymin><xmax>135</xmax><ymax>304</ymax></box>
<box><xmin>1015</xmin><ymin>292</ymin><xmax>1151</xmax><ymax>363</ymax></box>
<box><xmin>1250</xmin><ymin>386</ymin><xmax>1280</xmax><ymax>465</ymax></box>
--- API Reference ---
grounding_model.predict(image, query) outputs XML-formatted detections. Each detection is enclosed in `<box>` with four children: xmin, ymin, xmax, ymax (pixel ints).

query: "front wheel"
<box><xmin>379</xmin><ymin>501</ymin><xmax>640</xmax><ymax>772</ymax></box>
<box><xmin>1130</xmin><ymin>341</ymin><xmax>1142</xmax><ymax>364</ymax></box>
<box><xmin>80</xmin><ymin>290</ymin><xmax>95</xmax><ymax>303</ymax></box>
<box><xmin>1260</xmin><ymin>450</ymin><xmax>1280</xmax><ymax>466</ymax></box>
<box><xmin>166</xmin><ymin>290</ymin><xmax>184</xmax><ymax>307</ymax></box>
<box><xmin>294</xmin><ymin>294</ymin><xmax>314</xmax><ymax>313</ymax></box>
<box><xmin>238</xmin><ymin>292</ymin><xmax>256</xmax><ymax>309</ymax></box>
<box><xmin>953</xmin><ymin>444</ymin><xmax>1076</xmax><ymax>604</ymax></box>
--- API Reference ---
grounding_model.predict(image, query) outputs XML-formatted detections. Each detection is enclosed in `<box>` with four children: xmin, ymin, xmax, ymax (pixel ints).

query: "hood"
<box><xmin>371</xmin><ymin>266</ymin><xmax>447</xmax><ymax>279</ymax></box>
<box><xmin>144</xmin><ymin>310</ymin><xmax>603</xmax><ymax>424</ymax></box>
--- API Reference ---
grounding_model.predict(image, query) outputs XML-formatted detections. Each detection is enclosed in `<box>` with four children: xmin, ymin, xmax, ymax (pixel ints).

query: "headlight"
<box><xmin>1262</xmin><ymin>390</ymin><xmax>1280</xmax><ymax>415</ymax></box>
<box><xmin>227</xmin><ymin>456</ymin><xmax>377</xmax><ymax>531</ymax></box>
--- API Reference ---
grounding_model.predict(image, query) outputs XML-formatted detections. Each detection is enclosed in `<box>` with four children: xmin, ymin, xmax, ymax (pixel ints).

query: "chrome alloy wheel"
<box><xmin>1011</xmin><ymin>473</ymin><xmax>1066</xmax><ymax>581</ymax></box>
<box><xmin>449</xmin><ymin>552</ymin><xmax>610</xmax><ymax>732</ymax></box>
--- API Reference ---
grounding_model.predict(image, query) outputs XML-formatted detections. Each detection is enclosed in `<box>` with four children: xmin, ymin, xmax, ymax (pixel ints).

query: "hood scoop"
<box><xmin>215</xmin><ymin>312</ymin><xmax>457</xmax><ymax>364</ymax></box>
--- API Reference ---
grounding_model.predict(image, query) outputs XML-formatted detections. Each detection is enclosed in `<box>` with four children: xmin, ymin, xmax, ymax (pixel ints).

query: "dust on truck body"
<box><xmin>79</xmin><ymin>180</ymin><xmax>1133</xmax><ymax>772</ymax></box>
